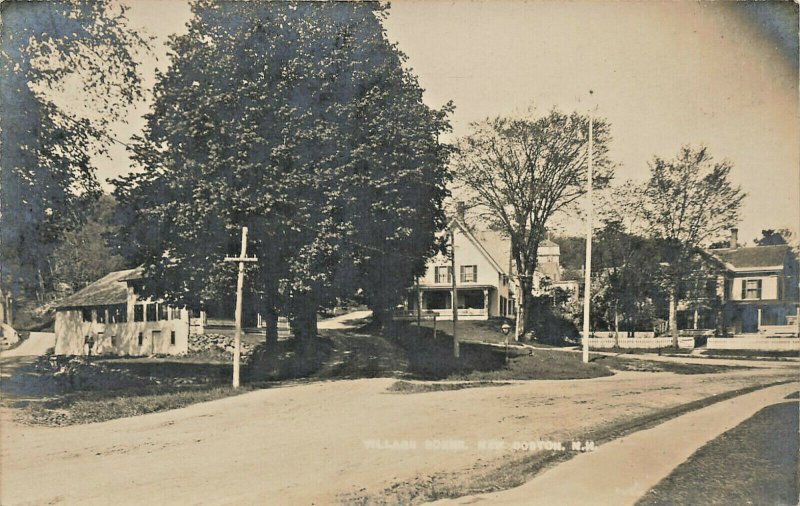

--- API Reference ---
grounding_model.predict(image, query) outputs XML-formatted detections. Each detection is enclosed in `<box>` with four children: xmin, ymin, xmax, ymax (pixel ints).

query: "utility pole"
<box><xmin>450</xmin><ymin>228</ymin><xmax>459</xmax><ymax>358</ymax></box>
<box><xmin>223</xmin><ymin>226</ymin><xmax>258</xmax><ymax>388</ymax></box>
<box><xmin>415</xmin><ymin>277</ymin><xmax>422</xmax><ymax>331</ymax></box>
<box><xmin>514</xmin><ymin>276</ymin><xmax>522</xmax><ymax>342</ymax></box>
<box><xmin>582</xmin><ymin>105</ymin><xmax>594</xmax><ymax>364</ymax></box>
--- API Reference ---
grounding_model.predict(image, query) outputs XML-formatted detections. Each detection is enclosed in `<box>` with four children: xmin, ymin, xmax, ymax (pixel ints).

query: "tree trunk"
<box><xmin>668</xmin><ymin>289</ymin><xmax>678</xmax><ymax>347</ymax></box>
<box><xmin>519</xmin><ymin>277</ymin><xmax>534</xmax><ymax>340</ymax></box>
<box><xmin>0</xmin><ymin>285</ymin><xmax>6</xmax><ymax>325</ymax></box>
<box><xmin>263</xmin><ymin>308</ymin><xmax>278</xmax><ymax>345</ymax></box>
<box><xmin>290</xmin><ymin>302</ymin><xmax>318</xmax><ymax>341</ymax></box>
<box><xmin>613</xmin><ymin>305</ymin><xmax>619</xmax><ymax>347</ymax></box>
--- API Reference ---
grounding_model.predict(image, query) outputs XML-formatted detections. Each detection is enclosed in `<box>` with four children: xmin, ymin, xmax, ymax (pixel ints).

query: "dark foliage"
<box><xmin>113</xmin><ymin>1</ymin><xmax>452</xmax><ymax>339</ymax></box>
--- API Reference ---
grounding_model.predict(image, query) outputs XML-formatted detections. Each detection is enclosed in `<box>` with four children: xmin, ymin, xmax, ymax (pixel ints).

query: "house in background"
<box><xmin>406</xmin><ymin>216</ymin><xmax>515</xmax><ymax>320</ymax></box>
<box><xmin>710</xmin><ymin>234</ymin><xmax>799</xmax><ymax>335</ymax></box>
<box><xmin>55</xmin><ymin>267</ymin><xmax>203</xmax><ymax>356</ymax></box>
<box><xmin>683</xmin><ymin>229</ymin><xmax>800</xmax><ymax>335</ymax></box>
<box><xmin>406</xmin><ymin>208</ymin><xmax>576</xmax><ymax>321</ymax></box>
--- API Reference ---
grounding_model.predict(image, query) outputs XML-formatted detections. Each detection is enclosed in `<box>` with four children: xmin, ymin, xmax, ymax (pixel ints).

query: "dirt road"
<box><xmin>431</xmin><ymin>382</ymin><xmax>799</xmax><ymax>505</ymax></box>
<box><xmin>2</xmin><ymin>363</ymin><xmax>795</xmax><ymax>505</ymax></box>
<box><xmin>317</xmin><ymin>310</ymin><xmax>372</xmax><ymax>330</ymax></box>
<box><xmin>0</xmin><ymin>332</ymin><xmax>55</xmax><ymax>358</ymax></box>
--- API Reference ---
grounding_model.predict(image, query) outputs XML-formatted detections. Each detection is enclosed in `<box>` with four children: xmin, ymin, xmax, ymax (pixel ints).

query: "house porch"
<box><xmin>406</xmin><ymin>286</ymin><xmax>497</xmax><ymax>321</ymax></box>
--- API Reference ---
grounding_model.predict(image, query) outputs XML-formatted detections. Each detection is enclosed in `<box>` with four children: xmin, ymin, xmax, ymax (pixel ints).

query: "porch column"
<box><xmin>693</xmin><ymin>308</ymin><xmax>699</xmax><ymax>330</ymax></box>
<box><xmin>483</xmin><ymin>289</ymin><xmax>489</xmax><ymax>317</ymax></box>
<box><xmin>417</xmin><ymin>289</ymin><xmax>424</xmax><ymax>312</ymax></box>
<box><xmin>757</xmin><ymin>307</ymin><xmax>762</xmax><ymax>331</ymax></box>
<box><xmin>796</xmin><ymin>305</ymin><xmax>800</xmax><ymax>334</ymax></box>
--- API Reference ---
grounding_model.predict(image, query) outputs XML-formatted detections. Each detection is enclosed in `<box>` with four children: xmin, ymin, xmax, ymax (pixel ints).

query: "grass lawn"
<box><xmin>414</xmin><ymin>318</ymin><xmax>515</xmax><ymax>344</ymax></box>
<box><xmin>637</xmin><ymin>394</ymin><xmax>799</xmax><ymax>506</ymax></box>
<box><xmin>589</xmin><ymin>353</ymin><xmax>740</xmax><ymax>374</ymax></box>
<box><xmin>13</xmin><ymin>385</ymin><xmax>254</xmax><ymax>426</ymax></box>
<box><xmin>387</xmin><ymin>380</ymin><xmax>511</xmax><ymax>393</ymax></box>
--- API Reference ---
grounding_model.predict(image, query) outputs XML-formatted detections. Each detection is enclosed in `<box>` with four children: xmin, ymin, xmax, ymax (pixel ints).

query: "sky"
<box><xmin>75</xmin><ymin>0</ymin><xmax>798</xmax><ymax>244</ymax></box>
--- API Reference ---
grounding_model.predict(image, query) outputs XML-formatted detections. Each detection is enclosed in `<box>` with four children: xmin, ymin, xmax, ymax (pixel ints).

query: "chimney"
<box><xmin>729</xmin><ymin>228</ymin><xmax>738</xmax><ymax>249</ymax></box>
<box><xmin>456</xmin><ymin>201</ymin><xmax>466</xmax><ymax>221</ymax></box>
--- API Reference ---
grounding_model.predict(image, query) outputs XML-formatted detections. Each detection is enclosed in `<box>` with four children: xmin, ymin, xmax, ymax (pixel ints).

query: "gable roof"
<box><xmin>469</xmin><ymin>227</ymin><xmax>512</xmax><ymax>273</ymax></box>
<box><xmin>449</xmin><ymin>219</ymin><xmax>509</xmax><ymax>275</ymax></box>
<box><xmin>707</xmin><ymin>245</ymin><xmax>792</xmax><ymax>271</ymax></box>
<box><xmin>56</xmin><ymin>267</ymin><xmax>142</xmax><ymax>309</ymax></box>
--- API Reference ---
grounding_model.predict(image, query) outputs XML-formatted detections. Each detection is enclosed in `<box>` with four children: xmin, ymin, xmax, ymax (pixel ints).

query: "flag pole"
<box><xmin>582</xmin><ymin>98</ymin><xmax>594</xmax><ymax>364</ymax></box>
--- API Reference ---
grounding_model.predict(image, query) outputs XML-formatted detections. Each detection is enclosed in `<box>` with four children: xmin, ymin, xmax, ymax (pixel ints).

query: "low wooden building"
<box><xmin>54</xmin><ymin>267</ymin><xmax>200</xmax><ymax>356</ymax></box>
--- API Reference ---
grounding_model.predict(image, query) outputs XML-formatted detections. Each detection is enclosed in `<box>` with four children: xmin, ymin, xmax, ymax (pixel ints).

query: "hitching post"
<box><xmin>223</xmin><ymin>226</ymin><xmax>258</xmax><ymax>388</ymax></box>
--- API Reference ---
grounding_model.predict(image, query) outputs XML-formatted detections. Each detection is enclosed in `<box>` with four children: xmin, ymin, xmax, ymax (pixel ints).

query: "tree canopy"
<box><xmin>113</xmin><ymin>0</ymin><xmax>452</xmax><ymax>339</ymax></box>
<box><xmin>0</xmin><ymin>0</ymin><xmax>148</xmax><ymax>304</ymax></box>
<box><xmin>636</xmin><ymin>145</ymin><xmax>745</xmax><ymax>341</ymax></box>
<box><xmin>452</xmin><ymin>109</ymin><xmax>613</xmax><ymax>334</ymax></box>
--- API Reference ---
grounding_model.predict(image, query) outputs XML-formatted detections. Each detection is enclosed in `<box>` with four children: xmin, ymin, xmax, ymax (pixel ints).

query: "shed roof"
<box><xmin>707</xmin><ymin>245</ymin><xmax>791</xmax><ymax>270</ymax></box>
<box><xmin>56</xmin><ymin>267</ymin><xmax>142</xmax><ymax>309</ymax></box>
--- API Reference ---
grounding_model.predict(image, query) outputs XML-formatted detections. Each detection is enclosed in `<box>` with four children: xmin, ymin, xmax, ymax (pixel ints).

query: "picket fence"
<box><xmin>588</xmin><ymin>337</ymin><xmax>695</xmax><ymax>349</ymax></box>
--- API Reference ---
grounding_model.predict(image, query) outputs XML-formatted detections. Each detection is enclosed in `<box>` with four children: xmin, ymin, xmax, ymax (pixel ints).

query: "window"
<box><xmin>435</xmin><ymin>266</ymin><xmax>452</xmax><ymax>284</ymax></box>
<box><xmin>134</xmin><ymin>304</ymin><xmax>145</xmax><ymax>322</ymax></box>
<box><xmin>742</xmin><ymin>279</ymin><xmax>762</xmax><ymax>300</ymax></box>
<box><xmin>170</xmin><ymin>331</ymin><xmax>176</xmax><ymax>346</ymax></box>
<box><xmin>109</xmin><ymin>304</ymin><xmax>127</xmax><ymax>323</ymax></box>
<box><xmin>426</xmin><ymin>291</ymin><xmax>451</xmax><ymax>309</ymax></box>
<box><xmin>146</xmin><ymin>303</ymin><xmax>157</xmax><ymax>322</ymax></box>
<box><xmin>500</xmin><ymin>296</ymin><xmax>507</xmax><ymax>316</ymax></box>
<box><xmin>158</xmin><ymin>303</ymin><xmax>169</xmax><ymax>321</ymax></box>
<box><xmin>460</xmin><ymin>265</ymin><xmax>477</xmax><ymax>283</ymax></box>
<box><xmin>138</xmin><ymin>332</ymin><xmax>144</xmax><ymax>346</ymax></box>
<box><xmin>460</xmin><ymin>290</ymin><xmax>484</xmax><ymax>309</ymax></box>
<box><xmin>96</xmin><ymin>307</ymin><xmax>107</xmax><ymax>324</ymax></box>
<box><xmin>81</xmin><ymin>308</ymin><xmax>93</xmax><ymax>323</ymax></box>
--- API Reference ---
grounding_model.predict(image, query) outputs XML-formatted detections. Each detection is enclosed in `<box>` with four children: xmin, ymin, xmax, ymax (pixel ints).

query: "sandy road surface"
<box><xmin>431</xmin><ymin>381</ymin><xmax>799</xmax><ymax>505</ymax></box>
<box><xmin>0</xmin><ymin>332</ymin><xmax>55</xmax><ymax>358</ymax></box>
<box><xmin>2</xmin><ymin>364</ymin><xmax>796</xmax><ymax>505</ymax></box>
<box><xmin>317</xmin><ymin>310</ymin><xmax>372</xmax><ymax>330</ymax></box>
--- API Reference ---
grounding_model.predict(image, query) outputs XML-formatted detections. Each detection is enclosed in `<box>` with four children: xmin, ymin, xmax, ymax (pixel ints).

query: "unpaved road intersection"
<box><xmin>2</xmin><ymin>363</ymin><xmax>796</xmax><ymax>505</ymax></box>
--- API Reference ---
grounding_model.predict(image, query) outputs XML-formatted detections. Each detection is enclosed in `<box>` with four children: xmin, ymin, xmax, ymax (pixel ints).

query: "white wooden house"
<box><xmin>406</xmin><ymin>218</ymin><xmax>515</xmax><ymax>320</ymax></box>
<box><xmin>54</xmin><ymin>267</ymin><xmax>203</xmax><ymax>356</ymax></box>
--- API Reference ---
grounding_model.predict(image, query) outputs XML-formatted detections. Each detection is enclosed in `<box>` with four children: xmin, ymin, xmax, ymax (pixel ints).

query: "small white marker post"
<box><xmin>224</xmin><ymin>226</ymin><xmax>258</xmax><ymax>388</ymax></box>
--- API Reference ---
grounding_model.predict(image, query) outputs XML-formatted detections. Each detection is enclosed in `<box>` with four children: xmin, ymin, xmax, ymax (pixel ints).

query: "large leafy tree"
<box><xmin>113</xmin><ymin>0</ymin><xmax>452</xmax><ymax>340</ymax></box>
<box><xmin>0</xmin><ymin>1</ymin><xmax>148</xmax><ymax>314</ymax></box>
<box><xmin>638</xmin><ymin>145</ymin><xmax>745</xmax><ymax>344</ymax></box>
<box><xmin>452</xmin><ymin>110</ymin><xmax>613</xmax><ymax>335</ymax></box>
<box><xmin>593</xmin><ymin>220</ymin><xmax>664</xmax><ymax>340</ymax></box>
